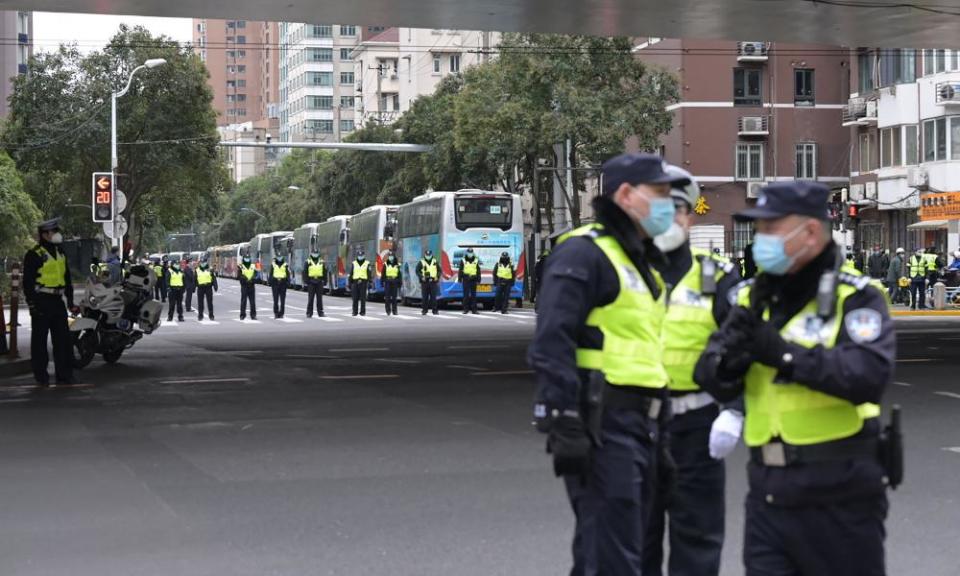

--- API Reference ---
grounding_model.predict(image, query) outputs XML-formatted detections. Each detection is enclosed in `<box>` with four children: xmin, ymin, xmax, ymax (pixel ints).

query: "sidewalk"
<box><xmin>0</xmin><ymin>338</ymin><xmax>30</xmax><ymax>379</ymax></box>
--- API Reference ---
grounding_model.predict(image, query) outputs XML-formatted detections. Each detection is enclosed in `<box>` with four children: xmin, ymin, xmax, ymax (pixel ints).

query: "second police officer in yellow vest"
<box><xmin>195</xmin><ymin>258</ymin><xmax>218</xmax><ymax>321</ymax></box>
<box><xmin>458</xmin><ymin>248</ymin><xmax>481</xmax><ymax>314</ymax></box>
<box><xmin>492</xmin><ymin>251</ymin><xmax>516</xmax><ymax>314</ymax></box>
<box><xmin>382</xmin><ymin>251</ymin><xmax>402</xmax><ymax>315</ymax></box>
<box><xmin>694</xmin><ymin>181</ymin><xmax>895</xmax><ymax>575</ymax></box>
<box><xmin>417</xmin><ymin>249</ymin><xmax>440</xmax><ymax>316</ymax></box>
<box><xmin>349</xmin><ymin>249</ymin><xmax>372</xmax><ymax>316</ymax></box>
<box><xmin>238</xmin><ymin>254</ymin><xmax>257</xmax><ymax>320</ymax></box>
<box><xmin>269</xmin><ymin>254</ymin><xmax>290</xmax><ymax>319</ymax></box>
<box><xmin>166</xmin><ymin>260</ymin><xmax>185</xmax><ymax>323</ymax></box>
<box><xmin>304</xmin><ymin>250</ymin><xmax>326</xmax><ymax>318</ymax></box>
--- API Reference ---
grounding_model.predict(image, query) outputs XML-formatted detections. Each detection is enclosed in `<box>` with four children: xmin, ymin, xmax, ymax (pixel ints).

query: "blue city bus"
<box><xmin>291</xmin><ymin>223</ymin><xmax>321</xmax><ymax>290</ymax></box>
<box><xmin>395</xmin><ymin>190</ymin><xmax>525</xmax><ymax>307</ymax></box>
<box><xmin>315</xmin><ymin>215</ymin><xmax>351</xmax><ymax>294</ymax></box>
<box><xmin>346</xmin><ymin>205</ymin><xmax>398</xmax><ymax>297</ymax></box>
<box><xmin>249</xmin><ymin>231</ymin><xmax>292</xmax><ymax>282</ymax></box>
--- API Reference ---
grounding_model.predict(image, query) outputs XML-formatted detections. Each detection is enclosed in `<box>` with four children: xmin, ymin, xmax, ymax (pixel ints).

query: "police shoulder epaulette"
<box><xmin>838</xmin><ymin>272</ymin><xmax>872</xmax><ymax>291</ymax></box>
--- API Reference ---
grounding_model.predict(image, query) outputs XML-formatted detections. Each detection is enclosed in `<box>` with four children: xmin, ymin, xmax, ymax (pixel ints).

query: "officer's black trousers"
<box><xmin>421</xmin><ymin>282</ymin><xmax>439</xmax><ymax>314</ymax></box>
<box><xmin>197</xmin><ymin>286</ymin><xmax>214</xmax><ymax>319</ymax></box>
<box><xmin>384</xmin><ymin>281</ymin><xmax>400</xmax><ymax>314</ymax></box>
<box><xmin>167</xmin><ymin>288</ymin><xmax>184</xmax><ymax>321</ymax></box>
<box><xmin>351</xmin><ymin>281</ymin><xmax>368</xmax><ymax>315</ymax></box>
<box><xmin>462</xmin><ymin>278</ymin><xmax>478</xmax><ymax>313</ymax></box>
<box><xmin>744</xmin><ymin>491</ymin><xmax>887</xmax><ymax>576</ymax></box>
<box><xmin>240</xmin><ymin>283</ymin><xmax>256</xmax><ymax>318</ymax></box>
<box><xmin>154</xmin><ymin>281</ymin><xmax>166</xmax><ymax>302</ymax></box>
<box><xmin>185</xmin><ymin>287</ymin><xmax>195</xmax><ymax>311</ymax></box>
<box><xmin>272</xmin><ymin>284</ymin><xmax>287</xmax><ymax>317</ymax></box>
<box><xmin>306</xmin><ymin>282</ymin><xmax>324</xmax><ymax>316</ymax></box>
<box><xmin>564</xmin><ymin>407</ymin><xmax>660</xmax><ymax>576</ymax></box>
<box><xmin>910</xmin><ymin>278</ymin><xmax>926</xmax><ymax>309</ymax></box>
<box><xmin>495</xmin><ymin>281</ymin><xmax>514</xmax><ymax>312</ymax></box>
<box><xmin>643</xmin><ymin>404</ymin><xmax>724</xmax><ymax>576</ymax></box>
<box><xmin>30</xmin><ymin>295</ymin><xmax>72</xmax><ymax>384</ymax></box>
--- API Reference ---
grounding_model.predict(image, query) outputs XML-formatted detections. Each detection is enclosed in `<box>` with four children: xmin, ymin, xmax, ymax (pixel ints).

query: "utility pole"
<box><xmin>369</xmin><ymin>62</ymin><xmax>384</xmax><ymax>124</ymax></box>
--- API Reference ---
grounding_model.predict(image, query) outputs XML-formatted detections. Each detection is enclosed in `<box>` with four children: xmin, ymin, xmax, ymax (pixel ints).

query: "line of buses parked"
<box><xmin>200</xmin><ymin>190</ymin><xmax>525</xmax><ymax>307</ymax></box>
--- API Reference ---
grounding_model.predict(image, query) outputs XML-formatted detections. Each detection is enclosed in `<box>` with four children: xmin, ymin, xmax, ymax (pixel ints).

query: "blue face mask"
<box><xmin>639</xmin><ymin>197</ymin><xmax>676</xmax><ymax>238</ymax></box>
<box><xmin>752</xmin><ymin>225</ymin><xmax>808</xmax><ymax>275</ymax></box>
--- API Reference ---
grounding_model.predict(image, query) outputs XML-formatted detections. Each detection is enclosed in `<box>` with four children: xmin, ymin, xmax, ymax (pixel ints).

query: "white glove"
<box><xmin>709</xmin><ymin>409</ymin><xmax>744</xmax><ymax>460</ymax></box>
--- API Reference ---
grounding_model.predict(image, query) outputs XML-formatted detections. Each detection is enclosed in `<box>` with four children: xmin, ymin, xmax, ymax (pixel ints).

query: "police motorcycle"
<box><xmin>70</xmin><ymin>263</ymin><xmax>163</xmax><ymax>367</ymax></box>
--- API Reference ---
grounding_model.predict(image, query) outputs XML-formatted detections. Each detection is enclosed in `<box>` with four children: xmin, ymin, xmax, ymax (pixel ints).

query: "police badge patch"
<box><xmin>844</xmin><ymin>308</ymin><xmax>883</xmax><ymax>344</ymax></box>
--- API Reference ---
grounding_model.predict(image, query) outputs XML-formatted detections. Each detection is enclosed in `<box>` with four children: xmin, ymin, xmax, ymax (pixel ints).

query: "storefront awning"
<box><xmin>907</xmin><ymin>220</ymin><xmax>949</xmax><ymax>230</ymax></box>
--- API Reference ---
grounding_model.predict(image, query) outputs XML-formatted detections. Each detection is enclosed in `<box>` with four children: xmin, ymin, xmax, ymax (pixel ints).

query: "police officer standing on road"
<box><xmin>642</xmin><ymin>166</ymin><xmax>742</xmax><ymax>576</ymax></box>
<box><xmin>417</xmin><ymin>249</ymin><xmax>440</xmax><ymax>316</ymax></box>
<box><xmin>304</xmin><ymin>250</ymin><xmax>326</xmax><ymax>318</ymax></box>
<box><xmin>492</xmin><ymin>252</ymin><xmax>516</xmax><ymax>314</ymax></box>
<box><xmin>694</xmin><ymin>181</ymin><xmax>896</xmax><ymax>576</ymax></box>
<box><xmin>270</xmin><ymin>254</ymin><xmax>291</xmax><ymax>318</ymax></box>
<box><xmin>349</xmin><ymin>249</ymin><xmax>372</xmax><ymax>316</ymax></box>
<box><xmin>458</xmin><ymin>248</ymin><xmax>481</xmax><ymax>314</ymax></box>
<box><xmin>184</xmin><ymin>256</ymin><xmax>197</xmax><ymax>312</ymax></box>
<box><xmin>908</xmin><ymin>248</ymin><xmax>927</xmax><ymax>310</ymax></box>
<box><xmin>22</xmin><ymin>217</ymin><xmax>78</xmax><ymax>387</ymax></box>
<box><xmin>528</xmin><ymin>153</ymin><xmax>688</xmax><ymax>575</ymax></box>
<box><xmin>166</xmin><ymin>260</ymin><xmax>185</xmax><ymax>322</ymax></box>
<box><xmin>382</xmin><ymin>251</ymin><xmax>402</xmax><ymax>315</ymax></box>
<box><xmin>152</xmin><ymin>258</ymin><xmax>165</xmax><ymax>301</ymax></box>
<box><xmin>238</xmin><ymin>254</ymin><xmax>257</xmax><ymax>320</ymax></box>
<box><xmin>195</xmin><ymin>258</ymin><xmax>218</xmax><ymax>321</ymax></box>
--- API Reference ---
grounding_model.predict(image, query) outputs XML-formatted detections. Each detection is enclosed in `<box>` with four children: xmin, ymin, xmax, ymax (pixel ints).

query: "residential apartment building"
<box><xmin>634</xmin><ymin>39</ymin><xmax>851</xmax><ymax>256</ymax></box>
<box><xmin>0</xmin><ymin>11</ymin><xmax>32</xmax><ymax>118</ymax></box>
<box><xmin>845</xmin><ymin>48</ymin><xmax>960</xmax><ymax>255</ymax></box>
<box><xmin>219</xmin><ymin>119</ymin><xmax>281</xmax><ymax>183</ymax></box>
<box><xmin>278</xmin><ymin>23</ymin><xmax>362</xmax><ymax>143</ymax></box>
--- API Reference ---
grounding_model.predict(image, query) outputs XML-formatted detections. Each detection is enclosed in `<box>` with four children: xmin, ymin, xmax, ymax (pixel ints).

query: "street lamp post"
<box><xmin>111</xmin><ymin>58</ymin><xmax>166</xmax><ymax>250</ymax></box>
<box><xmin>240</xmin><ymin>207</ymin><xmax>266</xmax><ymax>234</ymax></box>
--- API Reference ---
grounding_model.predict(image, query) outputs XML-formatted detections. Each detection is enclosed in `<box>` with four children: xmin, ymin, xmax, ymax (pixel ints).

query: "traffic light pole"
<box><xmin>110</xmin><ymin>90</ymin><xmax>120</xmax><ymax>250</ymax></box>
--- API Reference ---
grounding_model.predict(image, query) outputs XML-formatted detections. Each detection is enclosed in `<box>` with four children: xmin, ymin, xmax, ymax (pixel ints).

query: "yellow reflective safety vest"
<box><xmin>169</xmin><ymin>270</ymin><xmax>184</xmax><ymax>288</ymax></box>
<box><xmin>352</xmin><ymin>261</ymin><xmax>369</xmax><ymax>281</ymax></box>
<box><xmin>240</xmin><ymin>264</ymin><xmax>255</xmax><ymax>281</ymax></box>
<box><xmin>924</xmin><ymin>253</ymin><xmax>938</xmax><ymax>272</ymax></box>
<box><xmin>272</xmin><ymin>262</ymin><xmax>288</xmax><ymax>279</ymax></box>
<box><xmin>462</xmin><ymin>259</ymin><xmax>479</xmax><ymax>278</ymax></box>
<box><xmin>737</xmin><ymin>269</ymin><xmax>882</xmax><ymax>447</ymax></box>
<box><xmin>308</xmin><ymin>259</ymin><xmax>325</xmax><ymax>279</ymax></box>
<box><xmin>909</xmin><ymin>255</ymin><xmax>926</xmax><ymax>278</ymax></box>
<box><xmin>421</xmin><ymin>259</ymin><xmax>438</xmax><ymax>281</ymax></box>
<box><xmin>153</xmin><ymin>264</ymin><xmax>164</xmax><ymax>279</ymax></box>
<box><xmin>385</xmin><ymin>263</ymin><xmax>400</xmax><ymax>279</ymax></box>
<box><xmin>496</xmin><ymin>263</ymin><xmax>514</xmax><ymax>281</ymax></box>
<box><xmin>561</xmin><ymin>225</ymin><xmax>668</xmax><ymax>389</ymax></box>
<box><xmin>196</xmin><ymin>269</ymin><xmax>213</xmax><ymax>286</ymax></box>
<box><xmin>662</xmin><ymin>248</ymin><xmax>728</xmax><ymax>392</ymax></box>
<box><xmin>35</xmin><ymin>246</ymin><xmax>67</xmax><ymax>288</ymax></box>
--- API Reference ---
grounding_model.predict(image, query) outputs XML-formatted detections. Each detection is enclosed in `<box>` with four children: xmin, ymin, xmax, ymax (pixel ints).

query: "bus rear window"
<box><xmin>455</xmin><ymin>197</ymin><xmax>512</xmax><ymax>230</ymax></box>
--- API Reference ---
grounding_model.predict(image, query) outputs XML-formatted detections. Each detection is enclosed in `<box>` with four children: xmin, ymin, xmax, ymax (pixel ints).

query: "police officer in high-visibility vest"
<box><xmin>166</xmin><ymin>261</ymin><xmax>185</xmax><ymax>322</ymax></box>
<box><xmin>643</xmin><ymin>166</ymin><xmax>742</xmax><ymax>576</ymax></box>
<box><xmin>382</xmin><ymin>251</ymin><xmax>402</xmax><ymax>315</ymax></box>
<box><xmin>694</xmin><ymin>181</ymin><xmax>895</xmax><ymax>575</ymax></box>
<box><xmin>458</xmin><ymin>248</ymin><xmax>481</xmax><ymax>314</ymax></box>
<box><xmin>492</xmin><ymin>252</ymin><xmax>516</xmax><ymax>314</ymax></box>
<box><xmin>304</xmin><ymin>251</ymin><xmax>326</xmax><ymax>318</ymax></box>
<box><xmin>349</xmin><ymin>249</ymin><xmax>372</xmax><ymax>316</ymax></box>
<box><xmin>416</xmin><ymin>249</ymin><xmax>440</xmax><ymax>316</ymax></box>
<box><xmin>269</xmin><ymin>254</ymin><xmax>290</xmax><ymax>318</ymax></box>
<box><xmin>184</xmin><ymin>256</ymin><xmax>197</xmax><ymax>312</ymax></box>
<box><xmin>22</xmin><ymin>218</ymin><xmax>78</xmax><ymax>387</ymax></box>
<box><xmin>908</xmin><ymin>248</ymin><xmax>927</xmax><ymax>310</ymax></box>
<box><xmin>195</xmin><ymin>258</ymin><xmax>218</xmax><ymax>321</ymax></box>
<box><xmin>529</xmin><ymin>153</ymin><xmax>690</xmax><ymax>574</ymax></box>
<box><xmin>924</xmin><ymin>245</ymin><xmax>940</xmax><ymax>285</ymax></box>
<box><xmin>238</xmin><ymin>254</ymin><xmax>257</xmax><ymax>320</ymax></box>
<box><xmin>152</xmin><ymin>258</ymin><xmax>166</xmax><ymax>301</ymax></box>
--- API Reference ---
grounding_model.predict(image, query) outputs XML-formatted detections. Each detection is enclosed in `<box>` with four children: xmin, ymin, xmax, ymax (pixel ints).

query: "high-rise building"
<box><xmin>0</xmin><ymin>10</ymin><xmax>32</xmax><ymax>118</ymax></box>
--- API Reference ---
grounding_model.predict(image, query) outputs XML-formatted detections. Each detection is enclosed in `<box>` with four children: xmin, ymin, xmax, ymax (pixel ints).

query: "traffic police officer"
<box><xmin>458</xmin><ymin>248</ymin><xmax>481</xmax><ymax>314</ymax></box>
<box><xmin>22</xmin><ymin>217</ymin><xmax>77</xmax><ymax>387</ymax></box>
<box><xmin>694</xmin><ymin>181</ymin><xmax>895</xmax><ymax>576</ymax></box>
<box><xmin>908</xmin><ymin>248</ymin><xmax>927</xmax><ymax>310</ymax></box>
<box><xmin>528</xmin><ymin>153</ymin><xmax>688</xmax><ymax>575</ymax></box>
<box><xmin>152</xmin><ymin>258</ymin><xmax>165</xmax><ymax>301</ymax></box>
<box><xmin>184</xmin><ymin>256</ymin><xmax>197</xmax><ymax>312</ymax></box>
<box><xmin>382</xmin><ymin>251</ymin><xmax>402</xmax><ymax>315</ymax></box>
<box><xmin>492</xmin><ymin>252</ymin><xmax>516</xmax><ymax>314</ymax></box>
<box><xmin>417</xmin><ymin>249</ymin><xmax>440</xmax><ymax>315</ymax></box>
<box><xmin>349</xmin><ymin>249</ymin><xmax>372</xmax><ymax>316</ymax></box>
<box><xmin>269</xmin><ymin>254</ymin><xmax>290</xmax><ymax>318</ymax></box>
<box><xmin>166</xmin><ymin>260</ymin><xmax>185</xmax><ymax>322</ymax></box>
<box><xmin>643</xmin><ymin>166</ymin><xmax>742</xmax><ymax>576</ymax></box>
<box><xmin>304</xmin><ymin>250</ymin><xmax>326</xmax><ymax>318</ymax></box>
<box><xmin>195</xmin><ymin>258</ymin><xmax>218</xmax><ymax>321</ymax></box>
<box><xmin>238</xmin><ymin>254</ymin><xmax>257</xmax><ymax>320</ymax></box>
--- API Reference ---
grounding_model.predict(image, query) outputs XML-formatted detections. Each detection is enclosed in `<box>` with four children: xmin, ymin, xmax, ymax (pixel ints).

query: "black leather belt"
<box><xmin>750</xmin><ymin>436</ymin><xmax>879</xmax><ymax>467</ymax></box>
<box><xmin>604</xmin><ymin>383</ymin><xmax>665</xmax><ymax>419</ymax></box>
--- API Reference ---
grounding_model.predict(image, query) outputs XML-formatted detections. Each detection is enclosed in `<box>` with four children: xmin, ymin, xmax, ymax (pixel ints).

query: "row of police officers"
<box><xmin>529</xmin><ymin>153</ymin><xmax>897</xmax><ymax>576</ymax></box>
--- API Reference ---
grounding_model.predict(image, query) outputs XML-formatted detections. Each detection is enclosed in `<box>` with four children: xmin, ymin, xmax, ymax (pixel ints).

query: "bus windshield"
<box><xmin>455</xmin><ymin>196</ymin><xmax>512</xmax><ymax>230</ymax></box>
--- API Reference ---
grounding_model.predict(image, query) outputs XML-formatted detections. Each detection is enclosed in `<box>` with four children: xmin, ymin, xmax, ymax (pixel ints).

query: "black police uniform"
<box><xmin>269</xmin><ymin>259</ymin><xmax>290</xmax><ymax>318</ymax></box>
<box><xmin>195</xmin><ymin>265</ymin><xmax>219</xmax><ymax>321</ymax></box>
<box><xmin>492</xmin><ymin>257</ymin><xmax>516</xmax><ymax>314</ymax></box>
<box><xmin>184</xmin><ymin>261</ymin><xmax>197</xmax><ymax>312</ymax></box>
<box><xmin>349</xmin><ymin>259</ymin><xmax>372</xmax><ymax>316</ymax></box>
<box><xmin>22</xmin><ymin>227</ymin><xmax>75</xmax><ymax>386</ymax></box>
<box><xmin>458</xmin><ymin>255</ymin><xmax>481</xmax><ymax>314</ymax></box>
<box><xmin>238</xmin><ymin>260</ymin><xmax>257</xmax><ymax>320</ymax></box>
<box><xmin>416</xmin><ymin>256</ymin><xmax>441</xmax><ymax>315</ymax></box>
<box><xmin>303</xmin><ymin>257</ymin><xmax>326</xmax><ymax>317</ymax></box>
<box><xmin>167</xmin><ymin>267</ymin><xmax>185</xmax><ymax>322</ymax></box>
<box><xmin>694</xmin><ymin>183</ymin><xmax>894</xmax><ymax>576</ymax></box>
<box><xmin>644</xmin><ymin>243</ymin><xmax>741</xmax><ymax>576</ymax></box>
<box><xmin>382</xmin><ymin>259</ymin><xmax>401</xmax><ymax>315</ymax></box>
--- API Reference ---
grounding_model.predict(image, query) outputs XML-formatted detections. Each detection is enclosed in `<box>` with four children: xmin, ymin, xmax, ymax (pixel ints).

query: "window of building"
<box><xmin>311</xmin><ymin>25</ymin><xmax>333</xmax><ymax>38</ymax></box>
<box><xmin>340</xmin><ymin>25</ymin><xmax>357</xmax><ymax>36</ymax></box>
<box><xmin>367</xmin><ymin>26</ymin><xmax>385</xmax><ymax>34</ymax></box>
<box><xmin>306</xmin><ymin>71</ymin><xmax>333</xmax><ymax>86</ymax></box>
<box><xmin>308</xmin><ymin>95</ymin><xmax>333</xmax><ymax>109</ymax></box>
<box><xmin>340</xmin><ymin>119</ymin><xmax>355</xmax><ymax>132</ymax></box>
<box><xmin>309</xmin><ymin>48</ymin><xmax>333</xmax><ymax>62</ymax></box>
<box><xmin>17</xmin><ymin>11</ymin><xmax>29</xmax><ymax>35</ymax></box>
<box><xmin>858</xmin><ymin>51</ymin><xmax>874</xmax><ymax>94</ymax></box>
<box><xmin>795</xmin><ymin>143</ymin><xmax>817</xmax><ymax>178</ymax></box>
<box><xmin>952</xmin><ymin>117</ymin><xmax>960</xmax><ymax>160</ymax></box>
<box><xmin>340</xmin><ymin>96</ymin><xmax>355</xmax><ymax>108</ymax></box>
<box><xmin>450</xmin><ymin>54</ymin><xmax>461</xmax><ymax>73</ymax></box>
<box><xmin>733</xmin><ymin>221</ymin><xmax>755</xmax><ymax>256</ymax></box>
<box><xmin>238</xmin><ymin>65</ymin><xmax>246</xmax><ymax>73</ymax></box>
<box><xmin>340</xmin><ymin>48</ymin><xmax>351</xmax><ymax>61</ymax></box>
<box><xmin>340</xmin><ymin>71</ymin><xmax>354</xmax><ymax>85</ymax></box>
<box><xmin>733</xmin><ymin>68</ymin><xmax>762</xmax><ymax>106</ymax></box>
<box><xmin>880</xmin><ymin>127</ymin><xmax>902</xmax><ymax>168</ymax></box>
<box><xmin>735</xmin><ymin>142</ymin><xmax>764</xmax><ymax>180</ymax></box>
<box><xmin>923</xmin><ymin>49</ymin><xmax>951</xmax><ymax>75</ymax></box>
<box><xmin>794</xmin><ymin>69</ymin><xmax>814</xmax><ymax>106</ymax></box>
<box><xmin>905</xmin><ymin>125</ymin><xmax>919</xmax><ymax>165</ymax></box>
<box><xmin>878</xmin><ymin>49</ymin><xmax>917</xmax><ymax>86</ymax></box>
<box><xmin>226</xmin><ymin>50</ymin><xmax>236</xmax><ymax>59</ymax></box>
<box><xmin>923</xmin><ymin>118</ymin><xmax>948</xmax><ymax>161</ymax></box>
<box><xmin>237</xmin><ymin>79</ymin><xmax>246</xmax><ymax>88</ymax></box>
<box><xmin>236</xmin><ymin>36</ymin><xmax>246</xmax><ymax>44</ymax></box>
<box><xmin>859</xmin><ymin>133</ymin><xmax>872</xmax><ymax>172</ymax></box>
<box><xmin>238</xmin><ymin>50</ymin><xmax>246</xmax><ymax>58</ymax></box>
<box><xmin>433</xmin><ymin>56</ymin><xmax>441</xmax><ymax>74</ymax></box>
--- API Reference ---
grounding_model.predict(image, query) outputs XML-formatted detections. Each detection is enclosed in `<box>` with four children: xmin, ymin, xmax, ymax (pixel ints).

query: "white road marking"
<box><xmin>470</xmin><ymin>370</ymin><xmax>535</xmax><ymax>377</ymax></box>
<box><xmin>285</xmin><ymin>354</ymin><xmax>339</xmax><ymax>359</ymax></box>
<box><xmin>897</xmin><ymin>358</ymin><xmax>935</xmax><ymax>363</ymax></box>
<box><xmin>934</xmin><ymin>391</ymin><xmax>960</xmax><ymax>400</ymax></box>
<box><xmin>197</xmin><ymin>320</ymin><xmax>221</xmax><ymax>325</ymax></box>
<box><xmin>448</xmin><ymin>364</ymin><xmax>487</xmax><ymax>371</ymax></box>
<box><xmin>329</xmin><ymin>347</ymin><xmax>390</xmax><ymax>352</ymax></box>
<box><xmin>318</xmin><ymin>374</ymin><xmax>399</xmax><ymax>380</ymax></box>
<box><xmin>388</xmin><ymin>314</ymin><xmax>420</xmax><ymax>321</ymax></box>
<box><xmin>377</xmin><ymin>358</ymin><xmax>421</xmax><ymax>365</ymax></box>
<box><xmin>448</xmin><ymin>345</ymin><xmax>509</xmax><ymax>350</ymax></box>
<box><xmin>219</xmin><ymin>350</ymin><xmax>261</xmax><ymax>355</ymax></box>
<box><xmin>314</xmin><ymin>315</ymin><xmax>344</xmax><ymax>323</ymax></box>
<box><xmin>276</xmin><ymin>317</ymin><xmax>303</xmax><ymax>323</ymax></box>
<box><xmin>893</xmin><ymin>381</ymin><xmax>912</xmax><ymax>387</ymax></box>
<box><xmin>427</xmin><ymin>314</ymin><xmax>459</xmax><ymax>321</ymax></box>
<box><xmin>159</xmin><ymin>321</ymin><xmax>181</xmax><ymax>327</ymax></box>
<box><xmin>159</xmin><ymin>378</ymin><xmax>251</xmax><ymax>384</ymax></box>
<box><xmin>942</xmin><ymin>447</ymin><xmax>960</xmax><ymax>455</ymax></box>
<box><xmin>461</xmin><ymin>313</ymin><xmax>501</xmax><ymax>321</ymax></box>
<box><xmin>352</xmin><ymin>315</ymin><xmax>382</xmax><ymax>321</ymax></box>
<box><xmin>232</xmin><ymin>319</ymin><xmax>262</xmax><ymax>324</ymax></box>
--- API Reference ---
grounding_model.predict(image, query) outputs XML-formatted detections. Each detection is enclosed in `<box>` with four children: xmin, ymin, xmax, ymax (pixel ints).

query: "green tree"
<box><xmin>0</xmin><ymin>151</ymin><xmax>41</xmax><ymax>258</ymax></box>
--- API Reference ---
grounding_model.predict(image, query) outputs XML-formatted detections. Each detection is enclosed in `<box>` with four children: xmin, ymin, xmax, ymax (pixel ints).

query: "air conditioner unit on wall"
<box><xmin>936</xmin><ymin>82</ymin><xmax>960</xmax><ymax>105</ymax></box>
<box><xmin>865</xmin><ymin>181</ymin><xmax>878</xmax><ymax>201</ymax></box>
<box><xmin>848</xmin><ymin>183</ymin><xmax>865</xmax><ymax>202</ymax></box>
<box><xmin>907</xmin><ymin>167</ymin><xmax>929</xmax><ymax>189</ymax></box>
<box><xmin>746</xmin><ymin>181</ymin><xmax>766</xmax><ymax>199</ymax></box>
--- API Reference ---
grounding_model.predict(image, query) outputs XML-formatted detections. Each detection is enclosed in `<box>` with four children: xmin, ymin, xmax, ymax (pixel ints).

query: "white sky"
<box><xmin>33</xmin><ymin>13</ymin><xmax>193</xmax><ymax>54</ymax></box>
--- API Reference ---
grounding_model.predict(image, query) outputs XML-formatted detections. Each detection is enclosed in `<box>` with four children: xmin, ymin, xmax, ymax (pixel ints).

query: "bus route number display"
<box><xmin>92</xmin><ymin>172</ymin><xmax>114</xmax><ymax>223</ymax></box>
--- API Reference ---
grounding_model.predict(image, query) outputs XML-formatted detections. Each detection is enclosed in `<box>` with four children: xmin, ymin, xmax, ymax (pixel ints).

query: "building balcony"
<box><xmin>737</xmin><ymin>42</ymin><xmax>769</xmax><ymax>62</ymax></box>
<box><xmin>936</xmin><ymin>81</ymin><xmax>960</xmax><ymax>105</ymax></box>
<box><xmin>842</xmin><ymin>97</ymin><xmax>878</xmax><ymax>126</ymax></box>
<box><xmin>738</xmin><ymin>115</ymin><xmax>769</xmax><ymax>136</ymax></box>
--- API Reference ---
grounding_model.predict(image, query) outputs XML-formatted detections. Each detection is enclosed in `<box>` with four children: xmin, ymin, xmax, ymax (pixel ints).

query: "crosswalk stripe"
<box><xmin>352</xmin><ymin>315</ymin><xmax>383</xmax><ymax>321</ymax></box>
<box><xmin>198</xmin><ymin>320</ymin><xmax>221</xmax><ymax>325</ymax></box>
<box><xmin>390</xmin><ymin>314</ymin><xmax>421</xmax><ymax>321</ymax></box>
<box><xmin>232</xmin><ymin>319</ymin><xmax>262</xmax><ymax>324</ymax></box>
<box><xmin>276</xmin><ymin>317</ymin><xmax>303</xmax><ymax>323</ymax></box>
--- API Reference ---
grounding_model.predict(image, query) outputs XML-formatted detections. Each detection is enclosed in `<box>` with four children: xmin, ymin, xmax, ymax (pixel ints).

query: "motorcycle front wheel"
<box><xmin>102</xmin><ymin>349</ymin><xmax>124</xmax><ymax>364</ymax></box>
<box><xmin>72</xmin><ymin>331</ymin><xmax>97</xmax><ymax>369</ymax></box>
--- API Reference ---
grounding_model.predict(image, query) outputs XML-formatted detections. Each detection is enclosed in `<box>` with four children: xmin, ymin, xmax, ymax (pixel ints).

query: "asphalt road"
<box><xmin>1</xmin><ymin>280</ymin><xmax>959</xmax><ymax>575</ymax></box>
